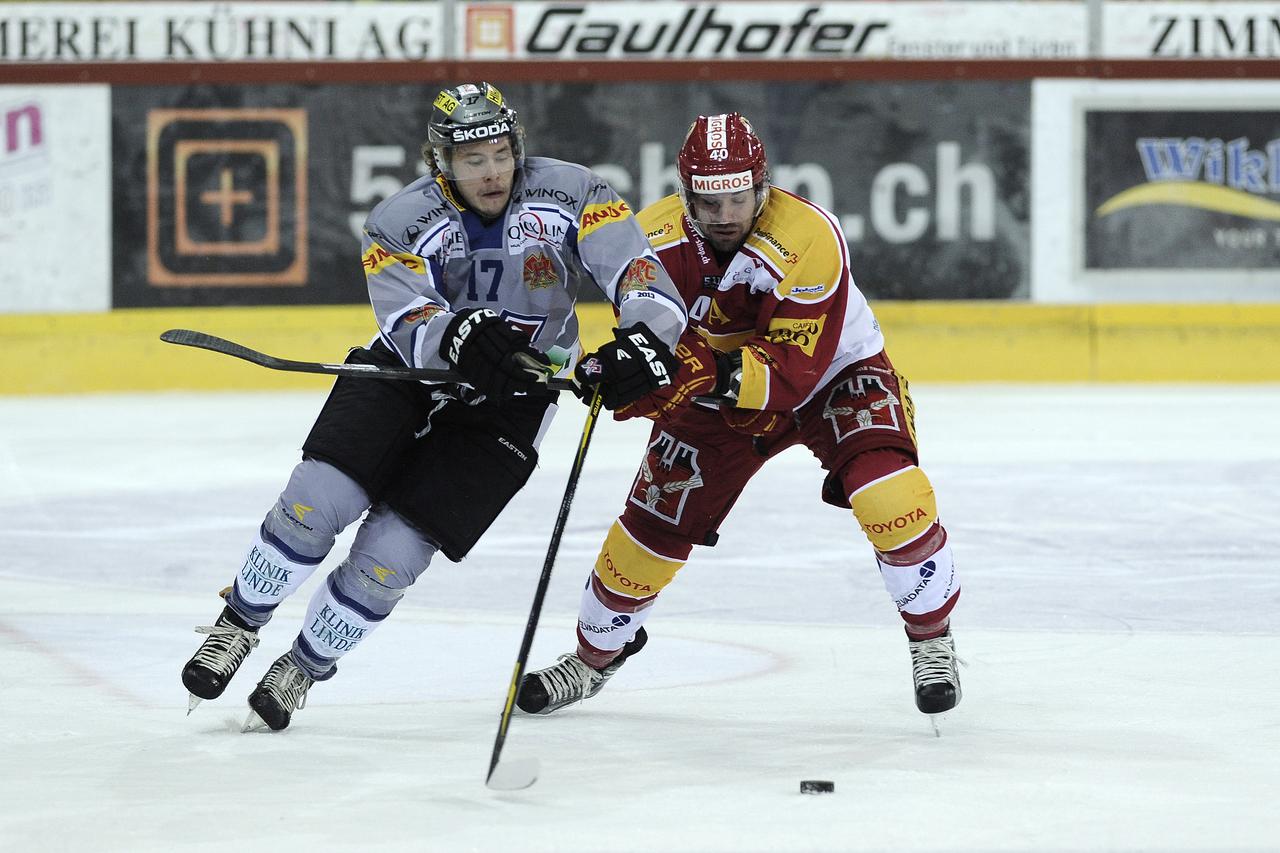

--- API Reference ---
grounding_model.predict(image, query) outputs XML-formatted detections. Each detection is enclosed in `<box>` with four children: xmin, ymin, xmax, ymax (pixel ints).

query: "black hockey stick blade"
<box><xmin>485</xmin><ymin>388</ymin><xmax>606</xmax><ymax>791</ymax></box>
<box><xmin>161</xmin><ymin>328</ymin><xmax>576</xmax><ymax>391</ymax></box>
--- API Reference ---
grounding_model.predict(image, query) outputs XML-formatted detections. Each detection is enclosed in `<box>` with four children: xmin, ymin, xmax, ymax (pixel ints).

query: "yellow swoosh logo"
<box><xmin>1096</xmin><ymin>182</ymin><xmax>1280</xmax><ymax>221</ymax></box>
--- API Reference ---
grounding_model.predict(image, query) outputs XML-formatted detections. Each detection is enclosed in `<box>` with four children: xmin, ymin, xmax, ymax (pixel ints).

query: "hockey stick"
<box><xmin>159</xmin><ymin>328</ymin><xmax>577</xmax><ymax>391</ymax></box>
<box><xmin>485</xmin><ymin>387</ymin><xmax>606</xmax><ymax>791</ymax></box>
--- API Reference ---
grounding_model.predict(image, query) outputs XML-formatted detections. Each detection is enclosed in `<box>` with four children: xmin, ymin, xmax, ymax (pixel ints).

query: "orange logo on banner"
<box><xmin>466</xmin><ymin>6</ymin><xmax>514</xmax><ymax>57</ymax></box>
<box><xmin>146</xmin><ymin>108</ymin><xmax>308</xmax><ymax>287</ymax></box>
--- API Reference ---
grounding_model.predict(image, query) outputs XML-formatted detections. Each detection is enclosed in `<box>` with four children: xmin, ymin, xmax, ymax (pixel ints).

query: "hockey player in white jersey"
<box><xmin>181</xmin><ymin>82</ymin><xmax>687</xmax><ymax>732</ymax></box>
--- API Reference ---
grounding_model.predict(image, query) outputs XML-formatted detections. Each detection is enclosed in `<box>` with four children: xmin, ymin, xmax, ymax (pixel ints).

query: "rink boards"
<box><xmin>3</xmin><ymin>300</ymin><xmax>1279</xmax><ymax>395</ymax></box>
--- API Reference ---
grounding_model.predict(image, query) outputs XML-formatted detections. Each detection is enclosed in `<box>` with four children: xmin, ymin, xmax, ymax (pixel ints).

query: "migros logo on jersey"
<box><xmin>578</xmin><ymin>199</ymin><xmax>632</xmax><ymax>238</ymax></box>
<box><xmin>691</xmin><ymin>170</ymin><xmax>753</xmax><ymax>194</ymax></box>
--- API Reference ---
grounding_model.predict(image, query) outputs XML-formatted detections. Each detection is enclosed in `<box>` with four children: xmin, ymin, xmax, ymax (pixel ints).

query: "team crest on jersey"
<box><xmin>523</xmin><ymin>252</ymin><xmax>558</xmax><ymax>290</ymax></box>
<box><xmin>628</xmin><ymin>432</ymin><xmax>704</xmax><ymax>524</ymax></box>
<box><xmin>823</xmin><ymin>373</ymin><xmax>902</xmax><ymax>442</ymax></box>
<box><xmin>619</xmin><ymin>257</ymin><xmax>657</xmax><ymax>296</ymax></box>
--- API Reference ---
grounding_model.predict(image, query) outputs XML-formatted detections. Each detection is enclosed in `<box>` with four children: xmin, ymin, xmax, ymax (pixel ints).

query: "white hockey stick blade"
<box><xmin>486</xmin><ymin>757</ymin><xmax>539</xmax><ymax>791</ymax></box>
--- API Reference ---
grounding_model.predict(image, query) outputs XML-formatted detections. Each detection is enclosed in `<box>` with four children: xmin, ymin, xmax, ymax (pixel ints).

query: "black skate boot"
<box><xmin>908</xmin><ymin>627</ymin><xmax>962</xmax><ymax>714</ymax></box>
<box><xmin>182</xmin><ymin>604</ymin><xmax>261</xmax><ymax>714</ymax></box>
<box><xmin>242</xmin><ymin>652</ymin><xmax>326</xmax><ymax>732</ymax></box>
<box><xmin>517</xmin><ymin>627</ymin><xmax>648</xmax><ymax>715</ymax></box>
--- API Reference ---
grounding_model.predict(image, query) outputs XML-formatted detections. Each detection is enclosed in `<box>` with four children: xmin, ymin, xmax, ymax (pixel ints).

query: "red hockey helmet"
<box><xmin>676</xmin><ymin>113</ymin><xmax>770</xmax><ymax>233</ymax></box>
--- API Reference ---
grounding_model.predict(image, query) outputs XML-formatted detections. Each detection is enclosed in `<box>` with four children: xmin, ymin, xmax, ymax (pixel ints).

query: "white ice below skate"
<box><xmin>486</xmin><ymin>757</ymin><xmax>539</xmax><ymax>791</ymax></box>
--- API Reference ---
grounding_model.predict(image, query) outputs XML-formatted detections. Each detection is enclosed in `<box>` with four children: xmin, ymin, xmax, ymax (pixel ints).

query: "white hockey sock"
<box><xmin>878</xmin><ymin>536</ymin><xmax>959</xmax><ymax>619</ymax></box>
<box><xmin>292</xmin><ymin>573</ymin><xmax>387</xmax><ymax>677</ymax></box>
<box><xmin>576</xmin><ymin>577</ymin><xmax>653</xmax><ymax>664</ymax></box>
<box><xmin>229</xmin><ymin>524</ymin><xmax>324</xmax><ymax>626</ymax></box>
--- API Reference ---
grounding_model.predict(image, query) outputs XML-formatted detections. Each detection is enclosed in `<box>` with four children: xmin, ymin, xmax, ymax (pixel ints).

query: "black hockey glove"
<box><xmin>574</xmin><ymin>322</ymin><xmax>679</xmax><ymax>410</ymax></box>
<box><xmin>440</xmin><ymin>308</ymin><xmax>553</xmax><ymax>400</ymax></box>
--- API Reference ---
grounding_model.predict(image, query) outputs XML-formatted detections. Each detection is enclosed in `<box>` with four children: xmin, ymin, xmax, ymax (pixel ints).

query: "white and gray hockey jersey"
<box><xmin>360</xmin><ymin>156</ymin><xmax>688</xmax><ymax>375</ymax></box>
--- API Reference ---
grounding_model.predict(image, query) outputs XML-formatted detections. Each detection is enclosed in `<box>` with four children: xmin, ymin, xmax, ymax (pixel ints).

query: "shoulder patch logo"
<box><xmin>362</xmin><ymin>242</ymin><xmax>426</xmax><ymax>276</ymax></box>
<box><xmin>579</xmin><ymin>200</ymin><xmax>632</xmax><ymax>239</ymax></box>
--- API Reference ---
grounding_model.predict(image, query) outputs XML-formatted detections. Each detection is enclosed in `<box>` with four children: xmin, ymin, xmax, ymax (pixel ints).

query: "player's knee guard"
<box><xmin>228</xmin><ymin>460</ymin><xmax>370</xmax><ymax>627</ymax></box>
<box><xmin>848</xmin><ymin>460</ymin><xmax>960</xmax><ymax>628</ymax></box>
<box><xmin>292</xmin><ymin>505</ymin><xmax>438</xmax><ymax>678</ymax></box>
<box><xmin>576</xmin><ymin>520</ymin><xmax>689</xmax><ymax>667</ymax></box>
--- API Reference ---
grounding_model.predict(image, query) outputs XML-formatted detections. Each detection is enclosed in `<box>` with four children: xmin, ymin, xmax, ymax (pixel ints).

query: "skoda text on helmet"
<box><xmin>422</xmin><ymin>81</ymin><xmax>526</xmax><ymax>180</ymax></box>
<box><xmin>676</xmin><ymin>113</ymin><xmax>770</xmax><ymax>237</ymax></box>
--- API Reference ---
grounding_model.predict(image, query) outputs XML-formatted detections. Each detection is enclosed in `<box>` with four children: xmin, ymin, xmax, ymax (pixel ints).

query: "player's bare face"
<box><xmin>689</xmin><ymin>189</ymin><xmax>756</xmax><ymax>253</ymax></box>
<box><xmin>451</xmin><ymin>138</ymin><xmax>516</xmax><ymax>218</ymax></box>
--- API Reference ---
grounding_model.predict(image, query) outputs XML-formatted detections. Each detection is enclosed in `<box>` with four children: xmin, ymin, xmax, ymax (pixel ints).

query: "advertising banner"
<box><xmin>1031</xmin><ymin>79</ymin><xmax>1280</xmax><ymax>303</ymax></box>
<box><xmin>0</xmin><ymin>84</ymin><xmax>110</xmax><ymax>313</ymax></box>
<box><xmin>460</xmin><ymin>1</ymin><xmax>1084</xmax><ymax>60</ymax></box>
<box><xmin>0</xmin><ymin>2</ymin><xmax>443</xmax><ymax>62</ymax></box>
<box><xmin>1085</xmin><ymin>110</ymin><xmax>1280</xmax><ymax>270</ymax></box>
<box><xmin>1104</xmin><ymin>2</ymin><xmax>1280</xmax><ymax>59</ymax></box>
<box><xmin>111</xmin><ymin>80</ymin><xmax>1030</xmax><ymax>308</ymax></box>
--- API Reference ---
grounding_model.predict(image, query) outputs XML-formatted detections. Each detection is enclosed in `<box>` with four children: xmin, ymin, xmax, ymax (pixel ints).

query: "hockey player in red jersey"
<box><xmin>519</xmin><ymin>113</ymin><xmax>962</xmax><ymax>719</ymax></box>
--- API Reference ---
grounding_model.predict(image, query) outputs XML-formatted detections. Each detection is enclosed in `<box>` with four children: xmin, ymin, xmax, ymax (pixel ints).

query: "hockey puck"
<box><xmin>800</xmin><ymin>780</ymin><xmax>834</xmax><ymax>794</ymax></box>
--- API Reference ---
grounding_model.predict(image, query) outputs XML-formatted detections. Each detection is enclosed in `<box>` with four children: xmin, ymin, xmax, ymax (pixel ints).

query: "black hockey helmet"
<box><xmin>422</xmin><ymin>82</ymin><xmax>525</xmax><ymax>179</ymax></box>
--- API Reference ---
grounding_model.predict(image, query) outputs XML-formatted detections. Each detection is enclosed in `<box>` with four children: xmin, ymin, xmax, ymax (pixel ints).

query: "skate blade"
<box><xmin>187</xmin><ymin>694</ymin><xmax>203</xmax><ymax>716</ymax></box>
<box><xmin>926</xmin><ymin>710</ymin><xmax>953</xmax><ymax>738</ymax></box>
<box><xmin>486</xmin><ymin>757</ymin><xmax>539</xmax><ymax>791</ymax></box>
<box><xmin>241</xmin><ymin>709</ymin><xmax>271</xmax><ymax>733</ymax></box>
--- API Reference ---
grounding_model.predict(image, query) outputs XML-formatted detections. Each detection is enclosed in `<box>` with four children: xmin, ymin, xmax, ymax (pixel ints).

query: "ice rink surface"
<box><xmin>1</xmin><ymin>384</ymin><xmax>1277</xmax><ymax>852</ymax></box>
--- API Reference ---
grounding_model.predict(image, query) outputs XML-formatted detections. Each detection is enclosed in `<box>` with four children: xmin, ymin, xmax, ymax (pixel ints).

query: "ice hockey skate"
<box><xmin>908</xmin><ymin>628</ymin><xmax>962</xmax><ymax>715</ymax></box>
<box><xmin>517</xmin><ymin>627</ymin><xmax>647</xmax><ymax>715</ymax></box>
<box><xmin>242</xmin><ymin>652</ymin><xmax>322</xmax><ymax>732</ymax></box>
<box><xmin>181</xmin><ymin>603</ymin><xmax>261</xmax><ymax>714</ymax></box>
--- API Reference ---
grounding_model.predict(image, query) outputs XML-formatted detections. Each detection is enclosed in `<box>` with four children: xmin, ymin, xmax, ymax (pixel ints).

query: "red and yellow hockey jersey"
<box><xmin>637</xmin><ymin>188</ymin><xmax>884</xmax><ymax>412</ymax></box>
